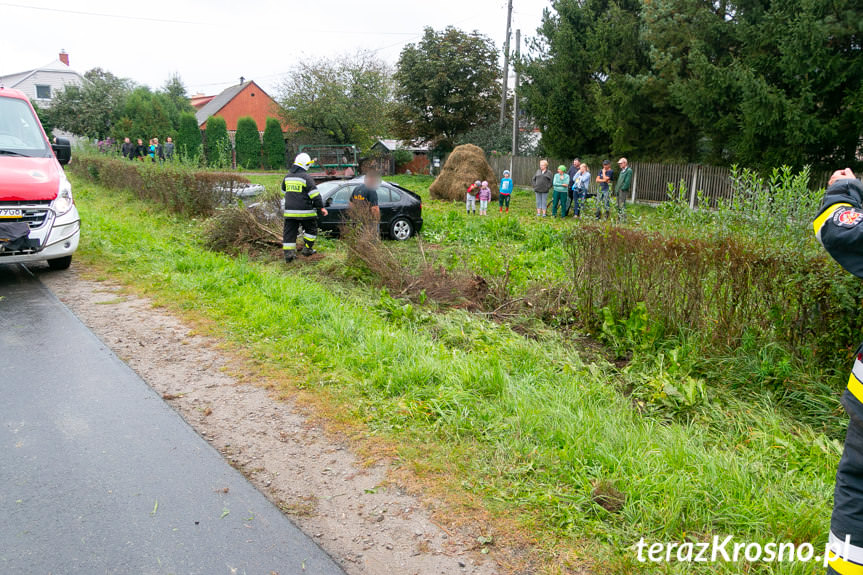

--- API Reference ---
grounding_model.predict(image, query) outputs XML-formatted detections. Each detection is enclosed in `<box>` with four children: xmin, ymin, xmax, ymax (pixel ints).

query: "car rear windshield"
<box><xmin>315</xmin><ymin>181</ymin><xmax>343</xmax><ymax>196</ymax></box>
<box><xmin>0</xmin><ymin>97</ymin><xmax>51</xmax><ymax>157</ymax></box>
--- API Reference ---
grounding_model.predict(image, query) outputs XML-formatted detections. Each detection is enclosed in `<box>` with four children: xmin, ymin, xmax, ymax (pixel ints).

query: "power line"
<box><xmin>192</xmin><ymin>2</ymin><xmax>518</xmax><ymax>95</ymax></box>
<box><xmin>0</xmin><ymin>2</ymin><xmax>200</xmax><ymax>24</ymax></box>
<box><xmin>0</xmin><ymin>2</ymin><xmax>431</xmax><ymax>34</ymax></box>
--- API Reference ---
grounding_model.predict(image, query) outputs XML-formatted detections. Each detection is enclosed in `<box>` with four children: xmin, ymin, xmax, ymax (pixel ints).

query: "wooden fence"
<box><xmin>487</xmin><ymin>155</ymin><xmax>737</xmax><ymax>206</ymax></box>
<box><xmin>486</xmin><ymin>155</ymin><xmax>830</xmax><ymax>207</ymax></box>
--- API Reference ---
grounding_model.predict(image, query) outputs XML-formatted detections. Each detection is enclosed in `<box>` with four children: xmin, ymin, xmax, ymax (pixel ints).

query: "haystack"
<box><xmin>429</xmin><ymin>144</ymin><xmax>499</xmax><ymax>201</ymax></box>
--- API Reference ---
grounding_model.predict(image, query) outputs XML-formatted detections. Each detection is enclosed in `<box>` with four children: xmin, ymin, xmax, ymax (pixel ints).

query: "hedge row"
<box><xmin>567</xmin><ymin>223</ymin><xmax>863</xmax><ymax>367</ymax></box>
<box><xmin>71</xmin><ymin>155</ymin><xmax>249</xmax><ymax>217</ymax></box>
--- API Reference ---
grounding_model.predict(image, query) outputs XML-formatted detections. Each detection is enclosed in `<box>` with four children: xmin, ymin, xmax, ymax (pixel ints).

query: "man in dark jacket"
<box><xmin>350</xmin><ymin>170</ymin><xmax>381</xmax><ymax>220</ymax></box>
<box><xmin>814</xmin><ymin>169</ymin><xmax>863</xmax><ymax>574</ymax></box>
<box><xmin>164</xmin><ymin>137</ymin><xmax>175</xmax><ymax>160</ymax></box>
<box><xmin>133</xmin><ymin>139</ymin><xmax>146</xmax><ymax>161</ymax></box>
<box><xmin>532</xmin><ymin>160</ymin><xmax>553</xmax><ymax>217</ymax></box>
<box><xmin>120</xmin><ymin>137</ymin><xmax>133</xmax><ymax>159</ymax></box>
<box><xmin>282</xmin><ymin>152</ymin><xmax>328</xmax><ymax>263</ymax></box>
<box><xmin>153</xmin><ymin>138</ymin><xmax>164</xmax><ymax>162</ymax></box>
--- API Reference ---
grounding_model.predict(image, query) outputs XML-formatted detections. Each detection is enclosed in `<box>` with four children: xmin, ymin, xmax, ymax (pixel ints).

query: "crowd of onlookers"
<box><xmin>465</xmin><ymin>157</ymin><xmax>634</xmax><ymax>219</ymax></box>
<box><xmin>118</xmin><ymin>137</ymin><xmax>175</xmax><ymax>162</ymax></box>
<box><xmin>531</xmin><ymin>157</ymin><xmax>633</xmax><ymax>219</ymax></box>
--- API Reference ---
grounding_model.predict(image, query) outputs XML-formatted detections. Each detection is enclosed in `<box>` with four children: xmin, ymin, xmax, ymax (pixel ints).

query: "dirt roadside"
<box><xmin>41</xmin><ymin>267</ymin><xmax>501</xmax><ymax>575</ymax></box>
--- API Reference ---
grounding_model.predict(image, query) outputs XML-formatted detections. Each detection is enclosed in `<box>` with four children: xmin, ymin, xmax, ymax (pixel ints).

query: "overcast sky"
<box><xmin>0</xmin><ymin>0</ymin><xmax>550</xmax><ymax>97</ymax></box>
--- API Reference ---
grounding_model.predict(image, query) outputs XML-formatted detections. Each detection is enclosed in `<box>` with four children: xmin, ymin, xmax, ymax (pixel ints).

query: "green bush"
<box><xmin>262</xmin><ymin>117</ymin><xmax>285</xmax><ymax>170</ymax></box>
<box><xmin>204</xmin><ymin>116</ymin><xmax>231</xmax><ymax>168</ymax></box>
<box><xmin>70</xmin><ymin>154</ymin><xmax>249</xmax><ymax>217</ymax></box>
<box><xmin>566</xmin><ymin>223</ymin><xmax>863</xmax><ymax>368</ymax></box>
<box><xmin>393</xmin><ymin>149</ymin><xmax>413</xmax><ymax>168</ymax></box>
<box><xmin>234</xmin><ymin>116</ymin><xmax>261</xmax><ymax>170</ymax></box>
<box><xmin>176</xmin><ymin>112</ymin><xmax>202</xmax><ymax>161</ymax></box>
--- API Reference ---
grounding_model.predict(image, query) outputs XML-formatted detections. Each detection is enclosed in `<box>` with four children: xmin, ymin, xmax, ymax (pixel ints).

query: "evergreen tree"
<box><xmin>204</xmin><ymin>116</ymin><xmax>231</xmax><ymax>168</ymax></box>
<box><xmin>643</xmin><ymin>0</ymin><xmax>863</xmax><ymax>168</ymax></box>
<box><xmin>522</xmin><ymin>0</ymin><xmax>863</xmax><ymax>168</ymax></box>
<box><xmin>262</xmin><ymin>117</ymin><xmax>286</xmax><ymax>170</ymax></box>
<box><xmin>235</xmin><ymin>116</ymin><xmax>261</xmax><ymax>170</ymax></box>
<box><xmin>519</xmin><ymin>0</ymin><xmax>699</xmax><ymax>162</ymax></box>
<box><xmin>176</xmin><ymin>113</ymin><xmax>202</xmax><ymax>160</ymax></box>
<box><xmin>115</xmin><ymin>86</ymin><xmax>176</xmax><ymax>141</ymax></box>
<box><xmin>161</xmin><ymin>73</ymin><xmax>195</xmax><ymax>117</ymax></box>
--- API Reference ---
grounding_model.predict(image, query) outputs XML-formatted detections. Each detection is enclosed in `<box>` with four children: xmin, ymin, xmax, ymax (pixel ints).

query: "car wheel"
<box><xmin>47</xmin><ymin>256</ymin><xmax>72</xmax><ymax>270</ymax></box>
<box><xmin>390</xmin><ymin>217</ymin><xmax>413</xmax><ymax>241</ymax></box>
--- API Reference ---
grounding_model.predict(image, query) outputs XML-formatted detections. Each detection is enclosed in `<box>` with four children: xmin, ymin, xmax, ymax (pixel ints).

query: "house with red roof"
<box><xmin>193</xmin><ymin>79</ymin><xmax>288</xmax><ymax>133</ymax></box>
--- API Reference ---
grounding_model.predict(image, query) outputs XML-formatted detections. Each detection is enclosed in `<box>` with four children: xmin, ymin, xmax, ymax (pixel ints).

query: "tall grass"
<box><xmin>73</xmin><ymin>175</ymin><xmax>835</xmax><ymax>574</ymax></box>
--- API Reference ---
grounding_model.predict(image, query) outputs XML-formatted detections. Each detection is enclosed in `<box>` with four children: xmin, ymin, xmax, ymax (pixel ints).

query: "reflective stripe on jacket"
<box><xmin>813</xmin><ymin>179</ymin><xmax>863</xmax><ymax>278</ymax></box>
<box><xmin>282</xmin><ymin>166</ymin><xmax>323</xmax><ymax>218</ymax></box>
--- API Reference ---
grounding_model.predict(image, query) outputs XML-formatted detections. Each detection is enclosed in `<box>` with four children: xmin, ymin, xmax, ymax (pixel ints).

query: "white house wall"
<box><xmin>10</xmin><ymin>70</ymin><xmax>84</xmax><ymax>106</ymax></box>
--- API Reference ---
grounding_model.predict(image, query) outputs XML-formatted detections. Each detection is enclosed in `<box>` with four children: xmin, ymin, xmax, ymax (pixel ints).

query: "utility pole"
<box><xmin>511</xmin><ymin>28</ymin><xmax>520</xmax><ymax>169</ymax></box>
<box><xmin>499</xmin><ymin>0</ymin><xmax>513</xmax><ymax>126</ymax></box>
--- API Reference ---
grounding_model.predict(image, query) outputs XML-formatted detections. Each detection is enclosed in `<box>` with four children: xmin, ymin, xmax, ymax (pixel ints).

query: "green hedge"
<box><xmin>70</xmin><ymin>155</ymin><xmax>249</xmax><ymax>217</ymax></box>
<box><xmin>235</xmin><ymin>116</ymin><xmax>261</xmax><ymax>170</ymax></box>
<box><xmin>567</xmin><ymin>223</ymin><xmax>863</xmax><ymax>367</ymax></box>
<box><xmin>176</xmin><ymin>112</ymin><xmax>202</xmax><ymax>160</ymax></box>
<box><xmin>204</xmin><ymin>116</ymin><xmax>231</xmax><ymax>168</ymax></box>
<box><xmin>262</xmin><ymin>117</ymin><xmax>285</xmax><ymax>170</ymax></box>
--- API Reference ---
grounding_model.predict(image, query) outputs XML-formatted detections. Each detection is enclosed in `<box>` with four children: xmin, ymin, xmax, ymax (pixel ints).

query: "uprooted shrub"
<box><xmin>342</xmin><ymin>202</ymin><xmax>488</xmax><ymax>308</ymax></box>
<box><xmin>71</xmin><ymin>154</ymin><xmax>250</xmax><ymax>217</ymax></box>
<box><xmin>204</xmin><ymin>205</ymin><xmax>281</xmax><ymax>255</ymax></box>
<box><xmin>567</xmin><ymin>222</ymin><xmax>863</xmax><ymax>367</ymax></box>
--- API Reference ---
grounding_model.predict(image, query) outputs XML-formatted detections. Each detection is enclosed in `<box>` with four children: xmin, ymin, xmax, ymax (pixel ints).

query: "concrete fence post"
<box><xmin>631</xmin><ymin>167</ymin><xmax>638</xmax><ymax>204</ymax></box>
<box><xmin>689</xmin><ymin>164</ymin><xmax>699</xmax><ymax>209</ymax></box>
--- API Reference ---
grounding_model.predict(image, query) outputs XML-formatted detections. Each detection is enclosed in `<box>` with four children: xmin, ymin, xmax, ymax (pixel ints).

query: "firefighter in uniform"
<box><xmin>282</xmin><ymin>152</ymin><xmax>327</xmax><ymax>263</ymax></box>
<box><xmin>815</xmin><ymin>169</ymin><xmax>863</xmax><ymax>574</ymax></box>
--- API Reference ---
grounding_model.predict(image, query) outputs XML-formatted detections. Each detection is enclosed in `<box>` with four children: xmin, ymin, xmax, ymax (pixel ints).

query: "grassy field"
<box><xmin>69</xmin><ymin>171</ymin><xmax>840</xmax><ymax>574</ymax></box>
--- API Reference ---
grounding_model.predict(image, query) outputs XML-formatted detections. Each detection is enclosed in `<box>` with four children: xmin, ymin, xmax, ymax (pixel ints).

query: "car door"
<box><xmin>376</xmin><ymin>185</ymin><xmax>398</xmax><ymax>233</ymax></box>
<box><xmin>320</xmin><ymin>185</ymin><xmax>354</xmax><ymax>232</ymax></box>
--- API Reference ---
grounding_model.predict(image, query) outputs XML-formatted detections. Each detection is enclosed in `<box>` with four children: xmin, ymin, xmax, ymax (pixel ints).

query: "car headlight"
<box><xmin>53</xmin><ymin>177</ymin><xmax>73</xmax><ymax>216</ymax></box>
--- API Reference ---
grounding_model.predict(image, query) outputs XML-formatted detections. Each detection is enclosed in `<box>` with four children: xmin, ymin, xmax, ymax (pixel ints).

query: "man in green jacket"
<box><xmin>616</xmin><ymin>158</ymin><xmax>633</xmax><ymax>220</ymax></box>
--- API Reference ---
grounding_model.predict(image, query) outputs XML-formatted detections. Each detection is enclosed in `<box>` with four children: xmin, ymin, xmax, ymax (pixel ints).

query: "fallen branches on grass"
<box><xmin>204</xmin><ymin>205</ymin><xmax>281</xmax><ymax>255</ymax></box>
<box><xmin>342</xmin><ymin>203</ymin><xmax>489</xmax><ymax>309</ymax></box>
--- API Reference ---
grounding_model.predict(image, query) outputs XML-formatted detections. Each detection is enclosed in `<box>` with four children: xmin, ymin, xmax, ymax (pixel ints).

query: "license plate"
<box><xmin>0</xmin><ymin>209</ymin><xmax>22</xmax><ymax>219</ymax></box>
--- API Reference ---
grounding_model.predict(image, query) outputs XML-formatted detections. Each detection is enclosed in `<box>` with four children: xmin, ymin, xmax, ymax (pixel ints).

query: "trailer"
<box><xmin>299</xmin><ymin>145</ymin><xmax>359</xmax><ymax>181</ymax></box>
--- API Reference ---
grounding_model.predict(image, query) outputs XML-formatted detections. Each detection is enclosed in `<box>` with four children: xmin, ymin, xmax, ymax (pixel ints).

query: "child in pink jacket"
<box><xmin>478</xmin><ymin>181</ymin><xmax>492</xmax><ymax>215</ymax></box>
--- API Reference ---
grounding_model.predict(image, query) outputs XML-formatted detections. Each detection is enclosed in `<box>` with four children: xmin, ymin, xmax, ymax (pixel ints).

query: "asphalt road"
<box><xmin>0</xmin><ymin>263</ymin><xmax>345</xmax><ymax>575</ymax></box>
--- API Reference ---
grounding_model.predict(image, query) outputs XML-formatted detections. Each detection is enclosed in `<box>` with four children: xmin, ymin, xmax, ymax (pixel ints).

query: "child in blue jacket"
<box><xmin>499</xmin><ymin>170</ymin><xmax>513</xmax><ymax>213</ymax></box>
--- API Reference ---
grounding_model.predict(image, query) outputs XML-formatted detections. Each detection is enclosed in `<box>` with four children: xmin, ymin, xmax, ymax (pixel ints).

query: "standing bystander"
<box><xmin>532</xmin><ymin>160</ymin><xmax>553</xmax><ymax>217</ymax></box>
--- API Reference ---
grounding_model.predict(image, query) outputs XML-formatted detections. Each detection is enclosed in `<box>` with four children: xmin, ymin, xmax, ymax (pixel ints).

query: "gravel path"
<box><xmin>41</xmin><ymin>267</ymin><xmax>500</xmax><ymax>575</ymax></box>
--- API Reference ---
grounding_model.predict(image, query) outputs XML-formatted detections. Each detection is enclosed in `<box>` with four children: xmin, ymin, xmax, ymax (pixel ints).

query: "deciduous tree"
<box><xmin>49</xmin><ymin>68</ymin><xmax>132</xmax><ymax>139</ymax></box>
<box><xmin>392</xmin><ymin>27</ymin><xmax>501</xmax><ymax>152</ymax></box>
<box><xmin>277</xmin><ymin>51</ymin><xmax>392</xmax><ymax>150</ymax></box>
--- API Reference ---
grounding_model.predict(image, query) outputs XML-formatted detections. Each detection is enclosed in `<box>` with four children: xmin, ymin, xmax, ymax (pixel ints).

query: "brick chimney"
<box><xmin>59</xmin><ymin>50</ymin><xmax>69</xmax><ymax>66</ymax></box>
